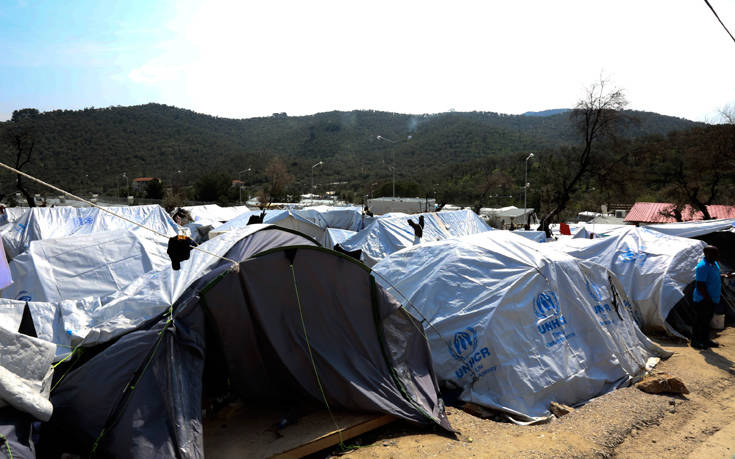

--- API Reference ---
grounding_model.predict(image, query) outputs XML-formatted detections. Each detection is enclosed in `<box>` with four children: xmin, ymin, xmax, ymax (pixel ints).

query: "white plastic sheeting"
<box><xmin>181</xmin><ymin>204</ymin><xmax>251</xmax><ymax>223</ymax></box>
<box><xmin>2</xmin><ymin>230</ymin><xmax>170</xmax><ymax>303</ymax></box>
<box><xmin>373</xmin><ymin>231</ymin><xmax>666</xmax><ymax>421</ymax></box>
<box><xmin>301</xmin><ymin>206</ymin><xmax>366</xmax><ymax>231</ymax></box>
<box><xmin>0</xmin><ymin>205</ymin><xmax>180</xmax><ymax>259</ymax></box>
<box><xmin>645</xmin><ymin>219</ymin><xmax>735</xmax><ymax>238</ymax></box>
<box><xmin>0</xmin><ymin>208</ymin><xmax>29</xmax><ymax>226</ymax></box>
<box><xmin>325</xmin><ymin>228</ymin><xmax>357</xmax><ymax>250</ymax></box>
<box><xmin>209</xmin><ymin>209</ymin><xmax>327</xmax><ymax>245</ymax></box>
<box><xmin>8</xmin><ymin>224</ymin><xmax>311</xmax><ymax>359</ymax></box>
<box><xmin>511</xmin><ymin>230</ymin><xmax>547</xmax><ymax>243</ymax></box>
<box><xmin>339</xmin><ymin>209</ymin><xmax>492</xmax><ymax>266</ymax></box>
<box><xmin>0</xmin><ymin>316</ymin><xmax>56</xmax><ymax>421</ymax></box>
<box><xmin>549</xmin><ymin>227</ymin><xmax>706</xmax><ymax>336</ymax></box>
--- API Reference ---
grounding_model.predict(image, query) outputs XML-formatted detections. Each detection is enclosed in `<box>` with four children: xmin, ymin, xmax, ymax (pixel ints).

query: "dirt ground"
<box><xmin>329</xmin><ymin>327</ymin><xmax>735</xmax><ymax>459</ymax></box>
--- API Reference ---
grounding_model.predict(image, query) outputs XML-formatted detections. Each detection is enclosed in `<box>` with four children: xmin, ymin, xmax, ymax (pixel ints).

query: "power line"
<box><xmin>704</xmin><ymin>0</ymin><xmax>735</xmax><ymax>45</ymax></box>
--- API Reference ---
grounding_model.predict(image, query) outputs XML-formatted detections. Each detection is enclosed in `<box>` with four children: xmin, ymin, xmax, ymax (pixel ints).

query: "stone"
<box><xmin>635</xmin><ymin>373</ymin><xmax>689</xmax><ymax>395</ymax></box>
<box><xmin>549</xmin><ymin>401</ymin><xmax>575</xmax><ymax>417</ymax></box>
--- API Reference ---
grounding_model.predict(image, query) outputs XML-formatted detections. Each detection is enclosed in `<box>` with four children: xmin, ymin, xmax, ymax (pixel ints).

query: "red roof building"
<box><xmin>624</xmin><ymin>202</ymin><xmax>735</xmax><ymax>224</ymax></box>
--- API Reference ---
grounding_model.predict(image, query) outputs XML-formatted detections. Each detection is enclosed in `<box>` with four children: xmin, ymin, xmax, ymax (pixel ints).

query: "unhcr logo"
<box><xmin>449</xmin><ymin>327</ymin><xmax>478</xmax><ymax>361</ymax></box>
<box><xmin>586</xmin><ymin>280</ymin><xmax>604</xmax><ymax>302</ymax></box>
<box><xmin>534</xmin><ymin>291</ymin><xmax>560</xmax><ymax>319</ymax></box>
<box><xmin>618</xmin><ymin>249</ymin><xmax>637</xmax><ymax>263</ymax></box>
<box><xmin>16</xmin><ymin>290</ymin><xmax>31</xmax><ymax>302</ymax></box>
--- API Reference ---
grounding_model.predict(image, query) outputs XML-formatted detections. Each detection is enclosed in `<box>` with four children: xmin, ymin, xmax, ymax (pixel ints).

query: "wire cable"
<box><xmin>0</xmin><ymin>161</ymin><xmax>238</xmax><ymax>266</ymax></box>
<box><xmin>704</xmin><ymin>0</ymin><xmax>735</xmax><ymax>44</ymax></box>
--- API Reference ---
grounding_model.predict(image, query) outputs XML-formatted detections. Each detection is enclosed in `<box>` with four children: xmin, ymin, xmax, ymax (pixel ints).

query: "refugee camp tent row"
<box><xmin>1</xmin><ymin>230</ymin><xmax>170</xmax><ymax>303</ymax></box>
<box><xmin>209</xmin><ymin>209</ymin><xmax>329</xmax><ymax>246</ymax></box>
<box><xmin>549</xmin><ymin>226</ymin><xmax>706</xmax><ymax>338</ymax></box>
<box><xmin>24</xmin><ymin>225</ymin><xmax>451</xmax><ymax>457</ymax></box>
<box><xmin>373</xmin><ymin>230</ymin><xmax>668</xmax><ymax>422</ymax></box>
<box><xmin>181</xmin><ymin>204</ymin><xmax>251</xmax><ymax>224</ymax></box>
<box><xmin>338</xmin><ymin>209</ymin><xmax>492</xmax><ymax>266</ymax></box>
<box><xmin>301</xmin><ymin>205</ymin><xmax>367</xmax><ymax>231</ymax></box>
<box><xmin>0</xmin><ymin>205</ymin><xmax>180</xmax><ymax>259</ymax></box>
<box><xmin>179</xmin><ymin>204</ymin><xmax>252</xmax><ymax>242</ymax></box>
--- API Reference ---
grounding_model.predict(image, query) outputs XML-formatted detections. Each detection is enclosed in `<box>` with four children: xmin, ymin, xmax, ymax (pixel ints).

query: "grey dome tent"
<box><xmin>40</xmin><ymin>226</ymin><xmax>451</xmax><ymax>458</ymax></box>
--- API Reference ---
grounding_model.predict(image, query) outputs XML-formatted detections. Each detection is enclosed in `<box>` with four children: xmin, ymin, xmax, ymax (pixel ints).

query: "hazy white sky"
<box><xmin>2</xmin><ymin>0</ymin><xmax>735</xmax><ymax>121</ymax></box>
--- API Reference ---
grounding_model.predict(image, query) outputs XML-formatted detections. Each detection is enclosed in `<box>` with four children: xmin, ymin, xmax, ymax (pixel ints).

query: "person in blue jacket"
<box><xmin>692</xmin><ymin>245</ymin><xmax>734</xmax><ymax>349</ymax></box>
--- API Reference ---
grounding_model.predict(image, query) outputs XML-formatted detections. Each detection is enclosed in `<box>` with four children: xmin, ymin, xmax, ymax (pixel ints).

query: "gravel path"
<box><xmin>333</xmin><ymin>327</ymin><xmax>735</xmax><ymax>458</ymax></box>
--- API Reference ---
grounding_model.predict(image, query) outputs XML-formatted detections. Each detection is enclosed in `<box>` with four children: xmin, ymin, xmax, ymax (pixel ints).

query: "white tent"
<box><xmin>0</xmin><ymin>205</ymin><xmax>180</xmax><ymax>259</ymax></box>
<box><xmin>339</xmin><ymin>209</ymin><xmax>492</xmax><ymax>266</ymax></box>
<box><xmin>325</xmin><ymin>228</ymin><xmax>357</xmax><ymax>250</ymax></box>
<box><xmin>2</xmin><ymin>230</ymin><xmax>170</xmax><ymax>303</ymax></box>
<box><xmin>209</xmin><ymin>209</ymin><xmax>327</xmax><ymax>245</ymax></box>
<box><xmin>0</xmin><ymin>224</ymin><xmax>316</xmax><ymax>358</ymax></box>
<box><xmin>645</xmin><ymin>218</ymin><xmax>735</xmax><ymax>238</ymax></box>
<box><xmin>181</xmin><ymin>204</ymin><xmax>251</xmax><ymax>223</ymax></box>
<box><xmin>549</xmin><ymin>226</ymin><xmax>706</xmax><ymax>336</ymax></box>
<box><xmin>511</xmin><ymin>230</ymin><xmax>547</xmax><ymax>243</ymax></box>
<box><xmin>373</xmin><ymin>231</ymin><xmax>666</xmax><ymax>421</ymax></box>
<box><xmin>0</xmin><ymin>207</ymin><xmax>30</xmax><ymax>225</ymax></box>
<box><xmin>300</xmin><ymin>205</ymin><xmax>366</xmax><ymax>231</ymax></box>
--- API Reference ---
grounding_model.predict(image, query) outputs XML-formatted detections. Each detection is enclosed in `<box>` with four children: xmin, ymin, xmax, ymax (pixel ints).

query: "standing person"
<box><xmin>692</xmin><ymin>245</ymin><xmax>734</xmax><ymax>349</ymax></box>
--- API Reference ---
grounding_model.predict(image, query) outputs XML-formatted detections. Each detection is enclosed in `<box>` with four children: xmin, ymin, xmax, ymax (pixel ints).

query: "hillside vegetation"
<box><xmin>0</xmin><ymin>103</ymin><xmax>722</xmax><ymax>215</ymax></box>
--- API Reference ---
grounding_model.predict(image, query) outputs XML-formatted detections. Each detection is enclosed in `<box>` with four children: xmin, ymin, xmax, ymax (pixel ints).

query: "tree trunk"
<box><xmin>17</xmin><ymin>175</ymin><xmax>35</xmax><ymax>207</ymax></box>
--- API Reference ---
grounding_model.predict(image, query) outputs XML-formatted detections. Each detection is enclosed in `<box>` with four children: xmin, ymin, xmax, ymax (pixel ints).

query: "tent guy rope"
<box><xmin>0</xmin><ymin>161</ymin><xmax>239</xmax><ymax>267</ymax></box>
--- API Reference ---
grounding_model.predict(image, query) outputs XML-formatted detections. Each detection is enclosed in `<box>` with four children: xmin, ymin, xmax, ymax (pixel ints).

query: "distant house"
<box><xmin>132</xmin><ymin>177</ymin><xmax>160</xmax><ymax>192</ymax></box>
<box><xmin>231</xmin><ymin>179</ymin><xmax>244</xmax><ymax>188</ymax></box>
<box><xmin>624</xmin><ymin>202</ymin><xmax>735</xmax><ymax>224</ymax></box>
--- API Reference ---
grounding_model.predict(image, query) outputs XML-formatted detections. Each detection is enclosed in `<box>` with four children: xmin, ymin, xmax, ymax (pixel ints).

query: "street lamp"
<box><xmin>238</xmin><ymin>168</ymin><xmax>251</xmax><ymax>205</ymax></box>
<box><xmin>376</xmin><ymin>135</ymin><xmax>402</xmax><ymax>198</ymax></box>
<box><xmin>524</xmin><ymin>153</ymin><xmax>534</xmax><ymax>213</ymax></box>
<box><xmin>311</xmin><ymin>161</ymin><xmax>323</xmax><ymax>195</ymax></box>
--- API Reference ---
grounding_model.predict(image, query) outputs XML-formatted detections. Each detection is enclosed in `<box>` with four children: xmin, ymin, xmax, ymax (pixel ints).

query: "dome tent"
<box><xmin>373</xmin><ymin>231</ymin><xmax>667</xmax><ymax>422</ymax></box>
<box><xmin>40</xmin><ymin>227</ymin><xmax>451</xmax><ymax>457</ymax></box>
<box><xmin>549</xmin><ymin>226</ymin><xmax>706</xmax><ymax>337</ymax></box>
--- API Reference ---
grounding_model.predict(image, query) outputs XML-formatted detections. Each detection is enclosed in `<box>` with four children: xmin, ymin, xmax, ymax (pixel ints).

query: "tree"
<box><xmin>539</xmin><ymin>79</ymin><xmax>628</xmax><ymax>235</ymax></box>
<box><xmin>194</xmin><ymin>173</ymin><xmax>231</xmax><ymax>204</ymax></box>
<box><xmin>256</xmin><ymin>157</ymin><xmax>293</xmax><ymax>208</ymax></box>
<box><xmin>644</xmin><ymin>124</ymin><xmax>735</xmax><ymax>220</ymax></box>
<box><xmin>145</xmin><ymin>179</ymin><xmax>164</xmax><ymax>199</ymax></box>
<box><xmin>1</xmin><ymin>108</ymin><xmax>41</xmax><ymax>207</ymax></box>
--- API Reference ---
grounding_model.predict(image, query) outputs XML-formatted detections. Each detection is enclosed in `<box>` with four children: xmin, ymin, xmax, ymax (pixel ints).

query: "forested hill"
<box><xmin>0</xmin><ymin>103</ymin><xmax>700</xmax><ymax>197</ymax></box>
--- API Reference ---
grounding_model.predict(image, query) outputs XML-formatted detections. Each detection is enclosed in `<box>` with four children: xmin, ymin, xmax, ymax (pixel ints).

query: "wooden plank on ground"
<box><xmin>204</xmin><ymin>402</ymin><xmax>394</xmax><ymax>459</ymax></box>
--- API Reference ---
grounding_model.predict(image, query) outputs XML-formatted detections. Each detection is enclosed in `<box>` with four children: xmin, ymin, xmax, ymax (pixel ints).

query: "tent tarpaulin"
<box><xmin>645</xmin><ymin>218</ymin><xmax>735</xmax><ymax>239</ymax></box>
<box><xmin>325</xmin><ymin>228</ymin><xmax>357</xmax><ymax>250</ymax></box>
<box><xmin>549</xmin><ymin>226</ymin><xmax>706</xmax><ymax>337</ymax></box>
<box><xmin>373</xmin><ymin>230</ymin><xmax>667</xmax><ymax>421</ymax></box>
<box><xmin>2</xmin><ymin>230</ymin><xmax>169</xmax><ymax>303</ymax></box>
<box><xmin>209</xmin><ymin>209</ymin><xmax>328</xmax><ymax>246</ymax></box>
<box><xmin>0</xmin><ymin>205</ymin><xmax>180</xmax><ymax>259</ymax></box>
<box><xmin>339</xmin><ymin>209</ymin><xmax>492</xmax><ymax>266</ymax></box>
<box><xmin>181</xmin><ymin>204</ymin><xmax>251</xmax><ymax>224</ymax></box>
<box><xmin>301</xmin><ymin>205</ymin><xmax>366</xmax><ymax>231</ymax></box>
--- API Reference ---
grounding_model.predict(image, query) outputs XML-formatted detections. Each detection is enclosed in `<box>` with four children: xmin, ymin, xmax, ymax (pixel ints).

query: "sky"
<box><xmin>1</xmin><ymin>0</ymin><xmax>735</xmax><ymax>122</ymax></box>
